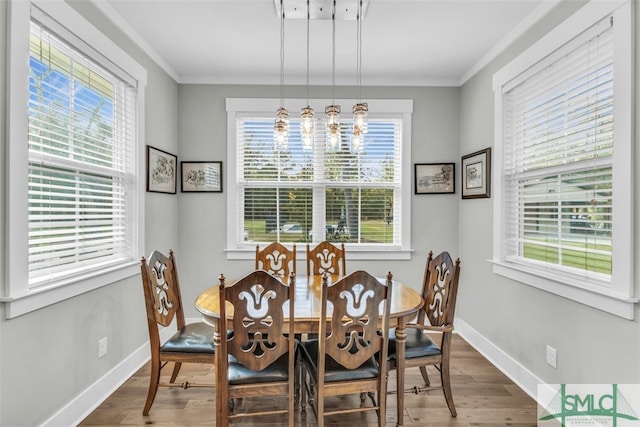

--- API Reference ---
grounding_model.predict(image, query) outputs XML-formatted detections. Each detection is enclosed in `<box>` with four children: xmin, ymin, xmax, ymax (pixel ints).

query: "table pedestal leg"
<box><xmin>395</xmin><ymin>318</ymin><xmax>407</xmax><ymax>427</ymax></box>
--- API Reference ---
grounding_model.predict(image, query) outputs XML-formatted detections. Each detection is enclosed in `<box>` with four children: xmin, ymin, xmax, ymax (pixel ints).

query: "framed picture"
<box><xmin>415</xmin><ymin>163</ymin><xmax>455</xmax><ymax>194</ymax></box>
<box><xmin>146</xmin><ymin>145</ymin><xmax>177</xmax><ymax>194</ymax></box>
<box><xmin>461</xmin><ymin>147</ymin><xmax>491</xmax><ymax>199</ymax></box>
<box><xmin>181</xmin><ymin>161</ymin><xmax>223</xmax><ymax>193</ymax></box>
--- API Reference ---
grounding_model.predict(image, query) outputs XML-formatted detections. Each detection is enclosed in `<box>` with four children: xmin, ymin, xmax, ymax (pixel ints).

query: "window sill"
<box><xmin>226</xmin><ymin>245</ymin><xmax>412</xmax><ymax>261</ymax></box>
<box><xmin>1</xmin><ymin>261</ymin><xmax>140</xmax><ymax>319</ymax></box>
<box><xmin>489</xmin><ymin>260</ymin><xmax>637</xmax><ymax>320</ymax></box>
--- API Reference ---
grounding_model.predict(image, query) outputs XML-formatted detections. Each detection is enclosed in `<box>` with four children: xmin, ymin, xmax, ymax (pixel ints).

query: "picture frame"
<box><xmin>461</xmin><ymin>147</ymin><xmax>491</xmax><ymax>199</ymax></box>
<box><xmin>146</xmin><ymin>145</ymin><xmax>177</xmax><ymax>194</ymax></box>
<box><xmin>414</xmin><ymin>163</ymin><xmax>455</xmax><ymax>194</ymax></box>
<box><xmin>181</xmin><ymin>161</ymin><xmax>223</xmax><ymax>193</ymax></box>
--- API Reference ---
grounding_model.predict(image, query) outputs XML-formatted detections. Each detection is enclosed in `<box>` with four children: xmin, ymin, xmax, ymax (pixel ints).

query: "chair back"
<box><xmin>306</xmin><ymin>241</ymin><xmax>346</xmax><ymax>276</ymax></box>
<box><xmin>418</xmin><ymin>251</ymin><xmax>461</xmax><ymax>328</ymax></box>
<box><xmin>218</xmin><ymin>270</ymin><xmax>295</xmax><ymax>371</ymax></box>
<box><xmin>140</xmin><ymin>249</ymin><xmax>186</xmax><ymax>331</ymax></box>
<box><xmin>320</xmin><ymin>270</ymin><xmax>392</xmax><ymax>370</ymax></box>
<box><xmin>255</xmin><ymin>242</ymin><xmax>296</xmax><ymax>279</ymax></box>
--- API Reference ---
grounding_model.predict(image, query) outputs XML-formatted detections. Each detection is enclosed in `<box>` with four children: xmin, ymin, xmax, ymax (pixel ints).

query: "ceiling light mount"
<box><xmin>274</xmin><ymin>0</ymin><xmax>369</xmax><ymax>21</ymax></box>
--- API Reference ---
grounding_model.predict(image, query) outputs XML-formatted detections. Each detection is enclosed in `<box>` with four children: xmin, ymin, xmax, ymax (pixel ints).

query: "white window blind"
<box><xmin>27</xmin><ymin>18</ymin><xmax>137</xmax><ymax>288</ymax></box>
<box><xmin>236</xmin><ymin>113</ymin><xmax>402</xmax><ymax>247</ymax></box>
<box><xmin>502</xmin><ymin>17</ymin><xmax>614</xmax><ymax>280</ymax></box>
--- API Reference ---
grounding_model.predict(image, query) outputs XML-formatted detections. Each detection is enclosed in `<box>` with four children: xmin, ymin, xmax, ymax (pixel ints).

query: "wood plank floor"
<box><xmin>79</xmin><ymin>334</ymin><xmax>538</xmax><ymax>426</ymax></box>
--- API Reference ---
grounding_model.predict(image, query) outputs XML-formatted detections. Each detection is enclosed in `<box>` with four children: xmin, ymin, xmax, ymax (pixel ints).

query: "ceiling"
<box><xmin>96</xmin><ymin>0</ymin><xmax>556</xmax><ymax>86</ymax></box>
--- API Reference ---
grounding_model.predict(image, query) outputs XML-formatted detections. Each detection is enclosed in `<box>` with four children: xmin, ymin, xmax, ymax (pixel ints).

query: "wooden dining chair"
<box><xmin>139</xmin><ymin>249</ymin><xmax>215</xmax><ymax>416</ymax></box>
<box><xmin>255</xmin><ymin>242</ymin><xmax>296</xmax><ymax>279</ymax></box>
<box><xmin>306</xmin><ymin>241</ymin><xmax>346</xmax><ymax>276</ymax></box>
<box><xmin>300</xmin><ymin>270</ymin><xmax>393</xmax><ymax>427</ymax></box>
<box><xmin>387</xmin><ymin>250</ymin><xmax>461</xmax><ymax>417</ymax></box>
<box><xmin>215</xmin><ymin>270</ymin><xmax>296</xmax><ymax>427</ymax></box>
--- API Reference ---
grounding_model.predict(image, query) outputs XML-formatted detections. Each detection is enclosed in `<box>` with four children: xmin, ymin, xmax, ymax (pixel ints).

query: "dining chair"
<box><xmin>215</xmin><ymin>270</ymin><xmax>296</xmax><ymax>427</ymax></box>
<box><xmin>306</xmin><ymin>241</ymin><xmax>346</xmax><ymax>276</ymax></box>
<box><xmin>300</xmin><ymin>270</ymin><xmax>393</xmax><ymax>427</ymax></box>
<box><xmin>387</xmin><ymin>250</ymin><xmax>461</xmax><ymax>417</ymax></box>
<box><xmin>139</xmin><ymin>249</ymin><xmax>215</xmax><ymax>416</ymax></box>
<box><xmin>255</xmin><ymin>242</ymin><xmax>296</xmax><ymax>279</ymax></box>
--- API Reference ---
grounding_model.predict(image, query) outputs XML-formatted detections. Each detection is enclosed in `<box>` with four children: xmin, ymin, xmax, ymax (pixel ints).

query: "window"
<box><xmin>492</xmin><ymin>1</ymin><xmax>635</xmax><ymax>318</ymax></box>
<box><xmin>226</xmin><ymin>98</ymin><xmax>412</xmax><ymax>260</ymax></box>
<box><xmin>5</xmin><ymin>0</ymin><xmax>147</xmax><ymax>318</ymax></box>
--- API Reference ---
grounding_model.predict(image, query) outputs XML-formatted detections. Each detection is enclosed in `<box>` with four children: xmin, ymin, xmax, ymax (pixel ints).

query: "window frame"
<box><xmin>3</xmin><ymin>0</ymin><xmax>147</xmax><ymax>318</ymax></box>
<box><xmin>491</xmin><ymin>0</ymin><xmax>636</xmax><ymax>319</ymax></box>
<box><xmin>225</xmin><ymin>97</ymin><xmax>413</xmax><ymax>260</ymax></box>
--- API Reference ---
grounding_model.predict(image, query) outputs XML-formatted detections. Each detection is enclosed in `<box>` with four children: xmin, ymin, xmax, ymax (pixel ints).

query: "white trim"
<box><xmin>42</xmin><ymin>341</ymin><xmax>150</xmax><ymax>427</ymax></box>
<box><xmin>491</xmin><ymin>0</ymin><xmax>636</xmax><ymax>320</ymax></box>
<box><xmin>0</xmin><ymin>263</ymin><xmax>140</xmax><ymax>319</ymax></box>
<box><xmin>225</xmin><ymin>97</ymin><xmax>413</xmax><ymax>260</ymax></box>
<box><xmin>460</xmin><ymin>0</ymin><xmax>562</xmax><ymax>85</ymax></box>
<box><xmin>94</xmin><ymin>0</ymin><xmax>558</xmax><ymax>88</ymax></box>
<box><xmin>226</xmin><ymin>247</ymin><xmax>413</xmax><ymax>261</ymax></box>
<box><xmin>456</xmin><ymin>318</ymin><xmax>543</xmax><ymax>401</ymax></box>
<box><xmin>4</xmin><ymin>0</ymin><xmax>147</xmax><ymax>318</ymax></box>
<box><xmin>90</xmin><ymin>0</ymin><xmax>178</xmax><ymax>82</ymax></box>
<box><xmin>610</xmin><ymin>1</ymin><xmax>635</xmax><ymax>300</ymax></box>
<box><xmin>492</xmin><ymin>0</ymin><xmax>627</xmax><ymax>91</ymax></box>
<box><xmin>491</xmin><ymin>261</ymin><xmax>637</xmax><ymax>320</ymax></box>
<box><xmin>40</xmin><ymin>323</ymin><xmax>184</xmax><ymax>427</ymax></box>
<box><xmin>34</xmin><ymin>0</ymin><xmax>147</xmax><ymax>84</ymax></box>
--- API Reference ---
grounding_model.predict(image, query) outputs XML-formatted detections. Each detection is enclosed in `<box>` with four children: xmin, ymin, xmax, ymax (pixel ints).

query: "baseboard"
<box><xmin>40</xmin><ymin>324</ymin><xmax>181</xmax><ymax>427</ymax></box>
<box><xmin>455</xmin><ymin>317</ymin><xmax>544</xmax><ymax>401</ymax></box>
<box><xmin>42</xmin><ymin>317</ymin><xmax>543</xmax><ymax>425</ymax></box>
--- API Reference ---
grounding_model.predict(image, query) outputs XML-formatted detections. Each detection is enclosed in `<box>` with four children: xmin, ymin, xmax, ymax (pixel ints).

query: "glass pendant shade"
<box><xmin>351</xmin><ymin>122</ymin><xmax>364</xmax><ymax>151</ymax></box>
<box><xmin>325</xmin><ymin>104</ymin><xmax>341</xmax><ymax>149</ymax></box>
<box><xmin>301</xmin><ymin>106</ymin><xmax>315</xmax><ymax>150</ymax></box>
<box><xmin>274</xmin><ymin>106</ymin><xmax>289</xmax><ymax>149</ymax></box>
<box><xmin>352</xmin><ymin>102</ymin><xmax>368</xmax><ymax>134</ymax></box>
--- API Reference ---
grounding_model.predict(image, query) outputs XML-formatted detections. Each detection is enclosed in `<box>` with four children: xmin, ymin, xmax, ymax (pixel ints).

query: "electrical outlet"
<box><xmin>546</xmin><ymin>345</ymin><xmax>557</xmax><ymax>368</ymax></box>
<box><xmin>98</xmin><ymin>337</ymin><xmax>108</xmax><ymax>359</ymax></box>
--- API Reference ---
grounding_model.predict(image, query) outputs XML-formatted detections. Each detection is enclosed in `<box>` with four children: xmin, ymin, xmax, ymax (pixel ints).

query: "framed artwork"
<box><xmin>414</xmin><ymin>163</ymin><xmax>455</xmax><ymax>194</ymax></box>
<box><xmin>461</xmin><ymin>147</ymin><xmax>491</xmax><ymax>199</ymax></box>
<box><xmin>146</xmin><ymin>145</ymin><xmax>177</xmax><ymax>194</ymax></box>
<box><xmin>181</xmin><ymin>161</ymin><xmax>223</xmax><ymax>193</ymax></box>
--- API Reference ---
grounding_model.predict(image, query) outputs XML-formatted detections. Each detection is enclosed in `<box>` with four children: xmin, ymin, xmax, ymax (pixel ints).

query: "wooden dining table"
<box><xmin>194</xmin><ymin>273</ymin><xmax>423</xmax><ymax>427</ymax></box>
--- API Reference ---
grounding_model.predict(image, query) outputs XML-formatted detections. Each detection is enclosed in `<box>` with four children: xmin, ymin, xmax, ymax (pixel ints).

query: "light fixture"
<box><xmin>325</xmin><ymin>0</ymin><xmax>341</xmax><ymax>150</ymax></box>
<box><xmin>351</xmin><ymin>0</ymin><xmax>367</xmax><ymax>151</ymax></box>
<box><xmin>300</xmin><ymin>0</ymin><xmax>314</xmax><ymax>150</ymax></box>
<box><xmin>274</xmin><ymin>0</ymin><xmax>289</xmax><ymax>150</ymax></box>
<box><xmin>273</xmin><ymin>0</ymin><xmax>369</xmax><ymax>151</ymax></box>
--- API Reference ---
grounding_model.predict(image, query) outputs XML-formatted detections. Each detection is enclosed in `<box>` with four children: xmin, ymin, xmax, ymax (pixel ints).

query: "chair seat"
<box><xmin>387</xmin><ymin>328</ymin><xmax>441</xmax><ymax>360</ymax></box>
<box><xmin>160</xmin><ymin>322</ymin><xmax>215</xmax><ymax>354</ymax></box>
<box><xmin>228</xmin><ymin>353</ymin><xmax>293</xmax><ymax>385</ymax></box>
<box><xmin>301</xmin><ymin>340</ymin><xmax>379</xmax><ymax>382</ymax></box>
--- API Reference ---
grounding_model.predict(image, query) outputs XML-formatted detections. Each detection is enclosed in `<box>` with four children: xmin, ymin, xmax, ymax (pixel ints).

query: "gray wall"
<box><xmin>457</xmin><ymin>0</ymin><xmax>640</xmax><ymax>385</ymax></box>
<box><xmin>1</xmin><ymin>0</ymin><xmax>638</xmax><ymax>425</ymax></box>
<box><xmin>176</xmin><ymin>84</ymin><xmax>461</xmax><ymax>317</ymax></box>
<box><xmin>0</xmin><ymin>1</ymin><xmax>180</xmax><ymax>425</ymax></box>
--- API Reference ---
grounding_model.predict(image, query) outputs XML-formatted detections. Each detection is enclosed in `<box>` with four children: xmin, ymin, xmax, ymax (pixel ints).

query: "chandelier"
<box><xmin>273</xmin><ymin>0</ymin><xmax>370</xmax><ymax>151</ymax></box>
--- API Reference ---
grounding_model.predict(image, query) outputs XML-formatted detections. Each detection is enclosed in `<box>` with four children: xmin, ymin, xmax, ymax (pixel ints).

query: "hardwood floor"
<box><xmin>79</xmin><ymin>334</ymin><xmax>538</xmax><ymax>426</ymax></box>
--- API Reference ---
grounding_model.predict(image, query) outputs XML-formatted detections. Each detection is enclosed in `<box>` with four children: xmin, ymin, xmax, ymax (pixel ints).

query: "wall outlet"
<box><xmin>98</xmin><ymin>337</ymin><xmax>108</xmax><ymax>359</ymax></box>
<box><xmin>546</xmin><ymin>345</ymin><xmax>557</xmax><ymax>368</ymax></box>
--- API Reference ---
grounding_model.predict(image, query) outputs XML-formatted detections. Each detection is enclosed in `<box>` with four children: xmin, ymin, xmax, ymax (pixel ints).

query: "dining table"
<box><xmin>194</xmin><ymin>273</ymin><xmax>424</xmax><ymax>427</ymax></box>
